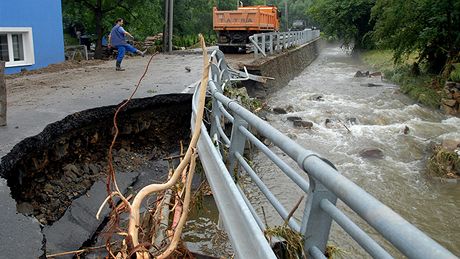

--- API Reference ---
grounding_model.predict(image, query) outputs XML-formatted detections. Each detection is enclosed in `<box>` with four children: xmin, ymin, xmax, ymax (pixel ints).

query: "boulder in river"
<box><xmin>361</xmin><ymin>83</ymin><xmax>383</xmax><ymax>87</ymax></box>
<box><xmin>287</xmin><ymin>116</ymin><xmax>302</xmax><ymax>121</ymax></box>
<box><xmin>273</xmin><ymin>107</ymin><xmax>287</xmax><ymax>114</ymax></box>
<box><xmin>441</xmin><ymin>139</ymin><xmax>460</xmax><ymax>152</ymax></box>
<box><xmin>359</xmin><ymin>148</ymin><xmax>384</xmax><ymax>159</ymax></box>
<box><xmin>403</xmin><ymin>126</ymin><xmax>410</xmax><ymax>135</ymax></box>
<box><xmin>293</xmin><ymin>120</ymin><xmax>313</xmax><ymax>129</ymax></box>
<box><xmin>354</xmin><ymin>71</ymin><xmax>369</xmax><ymax>77</ymax></box>
<box><xmin>309</xmin><ymin>94</ymin><xmax>324</xmax><ymax>101</ymax></box>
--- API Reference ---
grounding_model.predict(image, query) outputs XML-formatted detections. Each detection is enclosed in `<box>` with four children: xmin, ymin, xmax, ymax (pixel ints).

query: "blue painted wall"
<box><xmin>0</xmin><ymin>0</ymin><xmax>65</xmax><ymax>74</ymax></box>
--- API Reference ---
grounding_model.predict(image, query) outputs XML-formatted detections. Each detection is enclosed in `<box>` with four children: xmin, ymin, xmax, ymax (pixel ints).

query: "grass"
<box><xmin>361</xmin><ymin>50</ymin><xmax>443</xmax><ymax>109</ymax></box>
<box><xmin>450</xmin><ymin>63</ymin><xmax>460</xmax><ymax>82</ymax></box>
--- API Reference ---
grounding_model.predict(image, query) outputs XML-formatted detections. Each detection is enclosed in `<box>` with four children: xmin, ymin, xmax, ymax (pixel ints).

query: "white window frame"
<box><xmin>0</xmin><ymin>27</ymin><xmax>35</xmax><ymax>68</ymax></box>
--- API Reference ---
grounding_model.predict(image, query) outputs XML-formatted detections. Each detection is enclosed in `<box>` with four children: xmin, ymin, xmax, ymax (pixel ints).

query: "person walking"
<box><xmin>108</xmin><ymin>18</ymin><xmax>146</xmax><ymax>71</ymax></box>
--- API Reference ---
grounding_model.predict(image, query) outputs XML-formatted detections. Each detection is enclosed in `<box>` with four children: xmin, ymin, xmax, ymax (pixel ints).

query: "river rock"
<box><xmin>404</xmin><ymin>126</ymin><xmax>410</xmax><ymax>135</ymax></box>
<box><xmin>287</xmin><ymin>116</ymin><xmax>302</xmax><ymax>121</ymax></box>
<box><xmin>442</xmin><ymin>98</ymin><xmax>458</xmax><ymax>107</ymax></box>
<box><xmin>63</xmin><ymin>163</ymin><xmax>80</xmax><ymax>175</ymax></box>
<box><xmin>273</xmin><ymin>107</ymin><xmax>287</xmax><ymax>114</ymax></box>
<box><xmin>441</xmin><ymin>139</ymin><xmax>460</xmax><ymax>152</ymax></box>
<box><xmin>359</xmin><ymin>148</ymin><xmax>384</xmax><ymax>159</ymax></box>
<box><xmin>64</xmin><ymin>169</ymin><xmax>78</xmax><ymax>181</ymax></box>
<box><xmin>354</xmin><ymin>71</ymin><xmax>369</xmax><ymax>77</ymax></box>
<box><xmin>442</xmin><ymin>104</ymin><xmax>457</xmax><ymax>115</ymax></box>
<box><xmin>446</xmin><ymin>81</ymin><xmax>457</xmax><ymax>88</ymax></box>
<box><xmin>310</xmin><ymin>94</ymin><xmax>324</xmax><ymax>101</ymax></box>
<box><xmin>89</xmin><ymin>163</ymin><xmax>99</xmax><ymax>174</ymax></box>
<box><xmin>362</xmin><ymin>83</ymin><xmax>383</xmax><ymax>87</ymax></box>
<box><xmin>293</xmin><ymin>120</ymin><xmax>313</xmax><ymax>129</ymax></box>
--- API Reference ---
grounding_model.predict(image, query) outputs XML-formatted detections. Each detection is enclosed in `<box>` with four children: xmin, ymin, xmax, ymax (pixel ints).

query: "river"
<box><xmin>246</xmin><ymin>45</ymin><xmax>460</xmax><ymax>257</ymax></box>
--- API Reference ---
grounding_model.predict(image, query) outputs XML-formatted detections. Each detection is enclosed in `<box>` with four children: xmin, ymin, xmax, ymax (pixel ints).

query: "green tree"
<box><xmin>308</xmin><ymin>0</ymin><xmax>375</xmax><ymax>49</ymax></box>
<box><xmin>174</xmin><ymin>0</ymin><xmax>214</xmax><ymax>36</ymax></box>
<box><xmin>63</xmin><ymin>0</ymin><xmax>151</xmax><ymax>59</ymax></box>
<box><xmin>371</xmin><ymin>0</ymin><xmax>460</xmax><ymax>73</ymax></box>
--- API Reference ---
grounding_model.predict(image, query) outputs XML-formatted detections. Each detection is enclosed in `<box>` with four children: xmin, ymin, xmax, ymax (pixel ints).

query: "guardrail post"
<box><xmin>276</xmin><ymin>33</ymin><xmax>281</xmax><ymax>53</ymax></box>
<box><xmin>227</xmin><ymin>114</ymin><xmax>248</xmax><ymax>179</ymax></box>
<box><xmin>269</xmin><ymin>33</ymin><xmax>274</xmax><ymax>55</ymax></box>
<box><xmin>253</xmin><ymin>35</ymin><xmax>259</xmax><ymax>58</ymax></box>
<box><xmin>300</xmin><ymin>175</ymin><xmax>338</xmax><ymax>256</ymax></box>
<box><xmin>261</xmin><ymin>34</ymin><xmax>266</xmax><ymax>56</ymax></box>
<box><xmin>210</xmin><ymin>82</ymin><xmax>223</xmax><ymax>142</ymax></box>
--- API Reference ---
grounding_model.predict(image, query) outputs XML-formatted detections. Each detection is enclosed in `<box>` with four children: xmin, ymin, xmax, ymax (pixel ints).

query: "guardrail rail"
<box><xmin>190</xmin><ymin>50</ymin><xmax>457</xmax><ymax>259</ymax></box>
<box><xmin>249</xmin><ymin>29</ymin><xmax>320</xmax><ymax>59</ymax></box>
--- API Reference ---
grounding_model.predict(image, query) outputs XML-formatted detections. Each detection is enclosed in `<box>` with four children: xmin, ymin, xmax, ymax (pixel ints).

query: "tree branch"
<box><xmin>77</xmin><ymin>0</ymin><xmax>97</xmax><ymax>11</ymax></box>
<box><xmin>115</xmin><ymin>3</ymin><xmax>139</xmax><ymax>20</ymax></box>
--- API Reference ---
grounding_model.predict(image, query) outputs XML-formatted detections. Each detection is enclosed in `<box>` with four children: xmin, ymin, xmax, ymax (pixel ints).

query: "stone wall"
<box><xmin>242</xmin><ymin>39</ymin><xmax>321</xmax><ymax>98</ymax></box>
<box><xmin>442</xmin><ymin>81</ymin><xmax>460</xmax><ymax>115</ymax></box>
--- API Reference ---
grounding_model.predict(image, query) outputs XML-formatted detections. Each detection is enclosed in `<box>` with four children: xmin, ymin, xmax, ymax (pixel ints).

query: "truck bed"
<box><xmin>213</xmin><ymin>6</ymin><xmax>279</xmax><ymax>31</ymax></box>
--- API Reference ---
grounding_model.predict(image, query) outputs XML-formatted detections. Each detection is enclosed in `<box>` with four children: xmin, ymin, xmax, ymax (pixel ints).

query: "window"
<box><xmin>0</xmin><ymin>27</ymin><xmax>34</xmax><ymax>67</ymax></box>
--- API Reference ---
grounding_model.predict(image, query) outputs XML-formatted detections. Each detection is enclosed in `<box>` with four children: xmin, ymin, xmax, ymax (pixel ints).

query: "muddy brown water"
<box><xmin>244</xmin><ymin>45</ymin><xmax>460</xmax><ymax>257</ymax></box>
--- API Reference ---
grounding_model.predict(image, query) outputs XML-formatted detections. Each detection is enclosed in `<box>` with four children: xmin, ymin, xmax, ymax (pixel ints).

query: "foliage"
<box><xmin>371</xmin><ymin>0</ymin><xmax>460</xmax><ymax>73</ymax></box>
<box><xmin>449</xmin><ymin>64</ymin><xmax>460</xmax><ymax>82</ymax></box>
<box><xmin>63</xmin><ymin>33</ymin><xmax>79</xmax><ymax>46</ymax></box>
<box><xmin>62</xmin><ymin>0</ymin><xmax>151</xmax><ymax>58</ymax></box>
<box><xmin>362</xmin><ymin>50</ymin><xmax>443</xmax><ymax>108</ymax></box>
<box><xmin>224</xmin><ymin>85</ymin><xmax>263</xmax><ymax>112</ymax></box>
<box><xmin>427</xmin><ymin>145</ymin><xmax>460</xmax><ymax>178</ymax></box>
<box><xmin>308</xmin><ymin>0</ymin><xmax>376</xmax><ymax>49</ymax></box>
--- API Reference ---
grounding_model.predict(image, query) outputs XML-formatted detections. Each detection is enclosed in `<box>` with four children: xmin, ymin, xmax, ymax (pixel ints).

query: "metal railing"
<box><xmin>191</xmin><ymin>50</ymin><xmax>457</xmax><ymax>259</ymax></box>
<box><xmin>249</xmin><ymin>29</ymin><xmax>320</xmax><ymax>58</ymax></box>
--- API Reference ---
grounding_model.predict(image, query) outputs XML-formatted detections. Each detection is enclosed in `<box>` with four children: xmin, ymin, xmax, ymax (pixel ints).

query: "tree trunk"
<box><xmin>0</xmin><ymin>61</ymin><xmax>6</xmax><ymax>126</ymax></box>
<box><xmin>94</xmin><ymin>0</ymin><xmax>104</xmax><ymax>59</ymax></box>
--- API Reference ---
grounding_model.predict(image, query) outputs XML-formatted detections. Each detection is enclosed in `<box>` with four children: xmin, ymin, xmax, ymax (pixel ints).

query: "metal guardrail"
<box><xmin>249</xmin><ymin>29</ymin><xmax>320</xmax><ymax>58</ymax></box>
<box><xmin>191</xmin><ymin>50</ymin><xmax>457</xmax><ymax>258</ymax></box>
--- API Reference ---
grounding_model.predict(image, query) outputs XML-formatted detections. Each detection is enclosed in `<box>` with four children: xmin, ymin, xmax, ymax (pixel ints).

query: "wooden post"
<box><xmin>0</xmin><ymin>61</ymin><xmax>6</xmax><ymax>126</ymax></box>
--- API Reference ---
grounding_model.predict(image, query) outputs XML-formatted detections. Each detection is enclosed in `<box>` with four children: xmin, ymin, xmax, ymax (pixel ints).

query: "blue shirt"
<box><xmin>110</xmin><ymin>24</ymin><xmax>126</xmax><ymax>46</ymax></box>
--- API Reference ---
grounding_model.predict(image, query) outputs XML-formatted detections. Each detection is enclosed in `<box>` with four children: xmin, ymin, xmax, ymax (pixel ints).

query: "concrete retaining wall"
<box><xmin>243</xmin><ymin>39</ymin><xmax>321</xmax><ymax>98</ymax></box>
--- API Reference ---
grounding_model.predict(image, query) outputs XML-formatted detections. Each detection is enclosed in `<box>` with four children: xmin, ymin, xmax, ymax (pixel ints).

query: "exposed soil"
<box><xmin>5</xmin><ymin>60</ymin><xmax>106</xmax><ymax>79</ymax></box>
<box><xmin>0</xmin><ymin>94</ymin><xmax>192</xmax><ymax>225</ymax></box>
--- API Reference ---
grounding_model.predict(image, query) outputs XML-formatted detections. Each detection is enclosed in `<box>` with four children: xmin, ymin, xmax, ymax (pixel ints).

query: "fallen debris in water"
<box><xmin>426</xmin><ymin>142</ymin><xmax>460</xmax><ymax>179</ymax></box>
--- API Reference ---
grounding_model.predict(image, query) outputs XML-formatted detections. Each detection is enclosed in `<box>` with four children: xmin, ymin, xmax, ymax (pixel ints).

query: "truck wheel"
<box><xmin>219</xmin><ymin>46</ymin><xmax>240</xmax><ymax>54</ymax></box>
<box><xmin>218</xmin><ymin>46</ymin><xmax>230</xmax><ymax>53</ymax></box>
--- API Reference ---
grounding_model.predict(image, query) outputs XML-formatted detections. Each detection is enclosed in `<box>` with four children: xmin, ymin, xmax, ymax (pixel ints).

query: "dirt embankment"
<box><xmin>0</xmin><ymin>94</ymin><xmax>192</xmax><ymax>225</ymax></box>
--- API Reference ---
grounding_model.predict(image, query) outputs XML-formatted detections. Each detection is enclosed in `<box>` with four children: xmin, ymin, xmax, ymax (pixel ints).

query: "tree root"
<box><xmin>97</xmin><ymin>35</ymin><xmax>210</xmax><ymax>258</ymax></box>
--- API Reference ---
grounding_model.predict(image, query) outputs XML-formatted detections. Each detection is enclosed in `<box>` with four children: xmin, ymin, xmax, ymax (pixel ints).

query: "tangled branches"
<box><xmin>98</xmin><ymin>34</ymin><xmax>211</xmax><ymax>258</ymax></box>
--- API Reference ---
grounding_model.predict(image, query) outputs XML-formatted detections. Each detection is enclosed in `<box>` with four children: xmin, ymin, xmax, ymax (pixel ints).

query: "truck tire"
<box><xmin>219</xmin><ymin>46</ymin><xmax>239</xmax><ymax>54</ymax></box>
